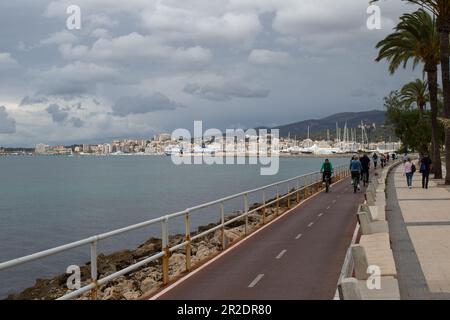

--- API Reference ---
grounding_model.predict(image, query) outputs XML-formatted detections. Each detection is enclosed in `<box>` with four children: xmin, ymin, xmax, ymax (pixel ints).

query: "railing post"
<box><xmin>244</xmin><ymin>193</ymin><xmax>249</xmax><ymax>235</ymax></box>
<box><xmin>306</xmin><ymin>175</ymin><xmax>310</xmax><ymax>196</ymax></box>
<box><xmin>261</xmin><ymin>189</ymin><xmax>266</xmax><ymax>225</ymax></box>
<box><xmin>185</xmin><ymin>211</ymin><xmax>191</xmax><ymax>272</ymax></box>
<box><xmin>296</xmin><ymin>178</ymin><xmax>300</xmax><ymax>203</ymax></box>
<box><xmin>276</xmin><ymin>185</ymin><xmax>280</xmax><ymax>215</ymax></box>
<box><xmin>161</xmin><ymin>217</ymin><xmax>170</xmax><ymax>285</ymax></box>
<box><xmin>90</xmin><ymin>240</ymin><xmax>98</xmax><ymax>300</ymax></box>
<box><xmin>287</xmin><ymin>183</ymin><xmax>291</xmax><ymax>209</ymax></box>
<box><xmin>317</xmin><ymin>173</ymin><xmax>321</xmax><ymax>191</ymax></box>
<box><xmin>220</xmin><ymin>202</ymin><xmax>226</xmax><ymax>250</ymax></box>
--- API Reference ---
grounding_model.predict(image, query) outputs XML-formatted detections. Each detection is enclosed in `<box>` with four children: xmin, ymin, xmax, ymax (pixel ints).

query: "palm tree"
<box><xmin>372</xmin><ymin>0</ymin><xmax>450</xmax><ymax>183</ymax></box>
<box><xmin>375</xmin><ymin>9</ymin><xmax>443</xmax><ymax>178</ymax></box>
<box><xmin>400</xmin><ymin>79</ymin><xmax>429</xmax><ymax>111</ymax></box>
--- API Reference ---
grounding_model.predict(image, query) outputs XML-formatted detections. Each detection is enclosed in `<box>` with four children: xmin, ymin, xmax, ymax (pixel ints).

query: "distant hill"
<box><xmin>271</xmin><ymin>110</ymin><xmax>389</xmax><ymax>140</ymax></box>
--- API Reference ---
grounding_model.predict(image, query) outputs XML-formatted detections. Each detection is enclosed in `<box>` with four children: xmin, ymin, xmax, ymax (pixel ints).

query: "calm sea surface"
<box><xmin>0</xmin><ymin>155</ymin><xmax>349</xmax><ymax>298</ymax></box>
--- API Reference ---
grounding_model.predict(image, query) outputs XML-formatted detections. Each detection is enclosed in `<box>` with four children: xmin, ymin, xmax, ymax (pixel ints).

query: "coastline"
<box><xmin>5</xmin><ymin>196</ymin><xmax>293</xmax><ymax>300</ymax></box>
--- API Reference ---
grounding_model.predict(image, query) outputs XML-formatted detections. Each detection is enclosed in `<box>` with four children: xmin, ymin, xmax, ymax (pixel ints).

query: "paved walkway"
<box><xmin>387</xmin><ymin>164</ymin><xmax>450</xmax><ymax>299</ymax></box>
<box><xmin>152</xmin><ymin>176</ymin><xmax>366</xmax><ymax>300</ymax></box>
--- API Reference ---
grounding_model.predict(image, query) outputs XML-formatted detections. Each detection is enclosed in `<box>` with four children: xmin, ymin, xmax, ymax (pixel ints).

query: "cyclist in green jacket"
<box><xmin>321</xmin><ymin>159</ymin><xmax>334</xmax><ymax>184</ymax></box>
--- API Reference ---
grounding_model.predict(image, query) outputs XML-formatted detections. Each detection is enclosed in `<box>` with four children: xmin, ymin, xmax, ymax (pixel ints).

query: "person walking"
<box><xmin>359</xmin><ymin>153</ymin><xmax>370</xmax><ymax>185</ymax></box>
<box><xmin>419</xmin><ymin>154</ymin><xmax>433</xmax><ymax>189</ymax></box>
<box><xmin>372</xmin><ymin>152</ymin><xmax>379</xmax><ymax>169</ymax></box>
<box><xmin>404</xmin><ymin>157</ymin><xmax>414</xmax><ymax>189</ymax></box>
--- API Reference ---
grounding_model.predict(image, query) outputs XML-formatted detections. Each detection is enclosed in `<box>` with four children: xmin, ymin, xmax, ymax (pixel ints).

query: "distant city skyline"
<box><xmin>0</xmin><ymin>1</ymin><xmax>420</xmax><ymax>147</ymax></box>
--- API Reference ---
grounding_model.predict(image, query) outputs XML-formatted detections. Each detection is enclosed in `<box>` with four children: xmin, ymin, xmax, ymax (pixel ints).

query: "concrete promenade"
<box><xmin>387</xmin><ymin>164</ymin><xmax>450</xmax><ymax>299</ymax></box>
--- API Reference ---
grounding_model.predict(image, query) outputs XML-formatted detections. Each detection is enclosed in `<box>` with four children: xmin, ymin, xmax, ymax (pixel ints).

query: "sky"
<box><xmin>0</xmin><ymin>0</ymin><xmax>421</xmax><ymax>147</ymax></box>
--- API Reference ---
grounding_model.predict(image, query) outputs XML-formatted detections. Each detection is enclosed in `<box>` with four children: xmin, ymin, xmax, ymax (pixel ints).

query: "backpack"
<box><xmin>412</xmin><ymin>164</ymin><xmax>416</xmax><ymax>173</ymax></box>
<box><xmin>420</xmin><ymin>163</ymin><xmax>426</xmax><ymax>172</ymax></box>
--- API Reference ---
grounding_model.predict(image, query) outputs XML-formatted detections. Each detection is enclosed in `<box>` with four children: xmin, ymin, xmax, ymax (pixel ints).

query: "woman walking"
<box><xmin>404</xmin><ymin>157</ymin><xmax>414</xmax><ymax>189</ymax></box>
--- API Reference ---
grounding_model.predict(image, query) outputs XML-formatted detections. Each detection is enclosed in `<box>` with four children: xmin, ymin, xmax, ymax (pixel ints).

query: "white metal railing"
<box><xmin>0</xmin><ymin>165</ymin><xmax>349</xmax><ymax>300</ymax></box>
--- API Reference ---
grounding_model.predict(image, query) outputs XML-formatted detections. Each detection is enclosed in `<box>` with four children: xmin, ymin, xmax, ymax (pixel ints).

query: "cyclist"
<box><xmin>359</xmin><ymin>153</ymin><xmax>370</xmax><ymax>185</ymax></box>
<box><xmin>321</xmin><ymin>158</ymin><xmax>333</xmax><ymax>186</ymax></box>
<box><xmin>349</xmin><ymin>155</ymin><xmax>362</xmax><ymax>191</ymax></box>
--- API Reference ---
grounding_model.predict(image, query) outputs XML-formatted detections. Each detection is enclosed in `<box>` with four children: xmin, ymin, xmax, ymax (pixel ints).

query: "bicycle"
<box><xmin>324</xmin><ymin>173</ymin><xmax>332</xmax><ymax>193</ymax></box>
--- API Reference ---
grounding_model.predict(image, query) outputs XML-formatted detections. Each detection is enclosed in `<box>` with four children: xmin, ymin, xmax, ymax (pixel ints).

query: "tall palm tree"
<box><xmin>376</xmin><ymin>9</ymin><xmax>443</xmax><ymax>178</ymax></box>
<box><xmin>400</xmin><ymin>78</ymin><xmax>429</xmax><ymax>111</ymax></box>
<box><xmin>372</xmin><ymin>0</ymin><xmax>450</xmax><ymax>183</ymax></box>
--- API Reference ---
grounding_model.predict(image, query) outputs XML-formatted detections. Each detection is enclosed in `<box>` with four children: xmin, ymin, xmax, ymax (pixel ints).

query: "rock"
<box><xmin>169</xmin><ymin>253</ymin><xmax>186</xmax><ymax>276</ymax></box>
<box><xmin>140</xmin><ymin>277</ymin><xmax>157</xmax><ymax>294</ymax></box>
<box><xmin>102</xmin><ymin>287</ymin><xmax>121</xmax><ymax>300</ymax></box>
<box><xmin>123</xmin><ymin>291</ymin><xmax>141</xmax><ymax>300</ymax></box>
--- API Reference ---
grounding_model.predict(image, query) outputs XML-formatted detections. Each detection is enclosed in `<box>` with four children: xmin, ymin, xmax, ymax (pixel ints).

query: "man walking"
<box><xmin>420</xmin><ymin>154</ymin><xmax>433</xmax><ymax>189</ymax></box>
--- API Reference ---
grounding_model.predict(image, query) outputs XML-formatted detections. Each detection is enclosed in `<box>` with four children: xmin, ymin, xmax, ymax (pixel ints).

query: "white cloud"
<box><xmin>248</xmin><ymin>49</ymin><xmax>291</xmax><ymax>66</ymax></box>
<box><xmin>0</xmin><ymin>53</ymin><xmax>19</xmax><ymax>69</ymax></box>
<box><xmin>60</xmin><ymin>32</ymin><xmax>212</xmax><ymax>64</ymax></box>
<box><xmin>40</xmin><ymin>30</ymin><xmax>78</xmax><ymax>46</ymax></box>
<box><xmin>0</xmin><ymin>106</ymin><xmax>16</xmax><ymax>134</ymax></box>
<box><xmin>141</xmin><ymin>5</ymin><xmax>262</xmax><ymax>46</ymax></box>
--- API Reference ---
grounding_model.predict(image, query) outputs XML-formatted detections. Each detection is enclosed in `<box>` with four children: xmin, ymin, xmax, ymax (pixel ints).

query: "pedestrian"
<box><xmin>419</xmin><ymin>153</ymin><xmax>433</xmax><ymax>189</ymax></box>
<box><xmin>404</xmin><ymin>157</ymin><xmax>414</xmax><ymax>189</ymax></box>
<box><xmin>380</xmin><ymin>153</ymin><xmax>386</xmax><ymax>168</ymax></box>
<box><xmin>372</xmin><ymin>152</ymin><xmax>379</xmax><ymax>169</ymax></box>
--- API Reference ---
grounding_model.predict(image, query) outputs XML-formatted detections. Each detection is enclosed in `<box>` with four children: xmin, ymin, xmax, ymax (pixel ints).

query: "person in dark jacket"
<box><xmin>359</xmin><ymin>153</ymin><xmax>371</xmax><ymax>184</ymax></box>
<box><xmin>419</xmin><ymin>154</ymin><xmax>433</xmax><ymax>189</ymax></box>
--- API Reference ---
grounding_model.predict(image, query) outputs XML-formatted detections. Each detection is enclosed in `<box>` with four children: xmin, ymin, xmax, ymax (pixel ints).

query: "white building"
<box><xmin>35</xmin><ymin>143</ymin><xmax>49</xmax><ymax>154</ymax></box>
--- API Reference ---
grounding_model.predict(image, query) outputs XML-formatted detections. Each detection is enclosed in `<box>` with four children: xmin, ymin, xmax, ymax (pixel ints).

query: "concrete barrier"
<box><xmin>357</xmin><ymin>208</ymin><xmax>389</xmax><ymax>235</ymax></box>
<box><xmin>338</xmin><ymin>159</ymin><xmax>403</xmax><ymax>300</ymax></box>
<box><xmin>359</xmin><ymin>204</ymin><xmax>386</xmax><ymax>221</ymax></box>
<box><xmin>339</xmin><ymin>277</ymin><xmax>400</xmax><ymax>300</ymax></box>
<box><xmin>351</xmin><ymin>244</ymin><xmax>397</xmax><ymax>279</ymax></box>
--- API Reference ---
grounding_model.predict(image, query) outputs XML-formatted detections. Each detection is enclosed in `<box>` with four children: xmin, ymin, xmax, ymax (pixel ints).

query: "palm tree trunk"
<box><xmin>440</xmin><ymin>31</ymin><xmax>450</xmax><ymax>184</ymax></box>
<box><xmin>427</xmin><ymin>69</ymin><xmax>443</xmax><ymax>179</ymax></box>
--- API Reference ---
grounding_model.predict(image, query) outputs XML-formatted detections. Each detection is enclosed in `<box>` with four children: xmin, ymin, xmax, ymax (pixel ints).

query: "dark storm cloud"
<box><xmin>0</xmin><ymin>1</ymin><xmax>420</xmax><ymax>145</ymax></box>
<box><xmin>69</xmin><ymin>117</ymin><xmax>84</xmax><ymax>127</ymax></box>
<box><xmin>19</xmin><ymin>96</ymin><xmax>49</xmax><ymax>106</ymax></box>
<box><xmin>0</xmin><ymin>106</ymin><xmax>16</xmax><ymax>134</ymax></box>
<box><xmin>111</xmin><ymin>93</ymin><xmax>186</xmax><ymax>117</ymax></box>
<box><xmin>183</xmin><ymin>82</ymin><xmax>270</xmax><ymax>101</ymax></box>
<box><xmin>46</xmin><ymin>104</ymin><xmax>69</xmax><ymax>123</ymax></box>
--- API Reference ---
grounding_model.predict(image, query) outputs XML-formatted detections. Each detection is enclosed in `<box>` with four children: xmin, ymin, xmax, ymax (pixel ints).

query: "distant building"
<box><xmin>103</xmin><ymin>143</ymin><xmax>112</xmax><ymax>154</ymax></box>
<box><xmin>82</xmin><ymin>144</ymin><xmax>91</xmax><ymax>153</ymax></box>
<box><xmin>35</xmin><ymin>143</ymin><xmax>49</xmax><ymax>154</ymax></box>
<box><xmin>156</xmin><ymin>133</ymin><xmax>171</xmax><ymax>142</ymax></box>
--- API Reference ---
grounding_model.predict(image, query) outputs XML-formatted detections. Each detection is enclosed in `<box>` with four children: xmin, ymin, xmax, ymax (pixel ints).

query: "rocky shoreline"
<box><xmin>6</xmin><ymin>194</ymin><xmax>300</xmax><ymax>300</ymax></box>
